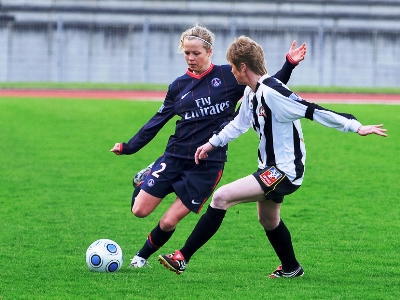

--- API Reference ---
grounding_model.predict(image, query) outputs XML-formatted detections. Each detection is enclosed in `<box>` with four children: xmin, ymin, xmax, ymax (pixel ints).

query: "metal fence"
<box><xmin>0</xmin><ymin>1</ymin><xmax>399</xmax><ymax>87</ymax></box>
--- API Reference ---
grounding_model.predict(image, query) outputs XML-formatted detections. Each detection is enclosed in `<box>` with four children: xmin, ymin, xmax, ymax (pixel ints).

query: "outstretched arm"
<box><xmin>272</xmin><ymin>40</ymin><xmax>306</xmax><ymax>84</ymax></box>
<box><xmin>286</xmin><ymin>40</ymin><xmax>306</xmax><ymax>65</ymax></box>
<box><xmin>357</xmin><ymin>124</ymin><xmax>387</xmax><ymax>137</ymax></box>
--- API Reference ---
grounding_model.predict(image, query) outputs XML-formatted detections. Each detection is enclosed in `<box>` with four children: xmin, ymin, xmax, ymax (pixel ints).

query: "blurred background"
<box><xmin>0</xmin><ymin>0</ymin><xmax>399</xmax><ymax>87</ymax></box>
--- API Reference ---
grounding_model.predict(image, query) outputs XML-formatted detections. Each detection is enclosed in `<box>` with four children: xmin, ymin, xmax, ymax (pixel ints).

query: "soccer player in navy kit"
<box><xmin>110</xmin><ymin>25</ymin><xmax>307</xmax><ymax>268</ymax></box>
<box><xmin>158</xmin><ymin>36</ymin><xmax>387</xmax><ymax>277</ymax></box>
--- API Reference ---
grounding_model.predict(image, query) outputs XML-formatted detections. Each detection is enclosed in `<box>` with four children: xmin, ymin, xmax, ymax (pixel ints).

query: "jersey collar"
<box><xmin>186</xmin><ymin>63</ymin><xmax>214</xmax><ymax>79</ymax></box>
<box><xmin>255</xmin><ymin>74</ymin><xmax>271</xmax><ymax>92</ymax></box>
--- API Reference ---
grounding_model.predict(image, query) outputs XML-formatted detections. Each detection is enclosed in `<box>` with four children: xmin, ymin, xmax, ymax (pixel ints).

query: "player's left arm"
<box><xmin>272</xmin><ymin>40</ymin><xmax>306</xmax><ymax>84</ymax></box>
<box><xmin>357</xmin><ymin>124</ymin><xmax>387</xmax><ymax>137</ymax></box>
<box><xmin>297</xmin><ymin>101</ymin><xmax>387</xmax><ymax>137</ymax></box>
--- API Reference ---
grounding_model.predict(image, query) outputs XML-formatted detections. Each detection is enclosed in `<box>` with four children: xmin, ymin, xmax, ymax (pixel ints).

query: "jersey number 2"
<box><xmin>152</xmin><ymin>162</ymin><xmax>166</xmax><ymax>178</ymax></box>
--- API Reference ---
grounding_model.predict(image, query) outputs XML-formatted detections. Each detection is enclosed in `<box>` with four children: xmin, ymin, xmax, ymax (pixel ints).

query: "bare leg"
<box><xmin>131</xmin><ymin>189</ymin><xmax>163</xmax><ymax>217</ymax></box>
<box><xmin>211</xmin><ymin>175</ymin><xmax>265</xmax><ymax>210</ymax></box>
<box><xmin>135</xmin><ymin>197</ymin><xmax>191</xmax><ymax>260</ymax></box>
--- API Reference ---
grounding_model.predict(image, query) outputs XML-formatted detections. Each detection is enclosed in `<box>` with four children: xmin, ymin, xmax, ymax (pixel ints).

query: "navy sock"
<box><xmin>265</xmin><ymin>219</ymin><xmax>299</xmax><ymax>271</ymax></box>
<box><xmin>137</xmin><ymin>223</ymin><xmax>175</xmax><ymax>259</ymax></box>
<box><xmin>180</xmin><ymin>205</ymin><xmax>226</xmax><ymax>262</ymax></box>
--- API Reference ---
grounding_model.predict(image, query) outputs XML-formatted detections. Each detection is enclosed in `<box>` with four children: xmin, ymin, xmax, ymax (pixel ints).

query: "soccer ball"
<box><xmin>85</xmin><ymin>239</ymin><xmax>123</xmax><ymax>273</ymax></box>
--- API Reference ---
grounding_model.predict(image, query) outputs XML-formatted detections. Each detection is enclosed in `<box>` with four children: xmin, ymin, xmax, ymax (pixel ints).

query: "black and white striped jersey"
<box><xmin>120</xmin><ymin>59</ymin><xmax>298</xmax><ymax>162</ymax></box>
<box><xmin>209</xmin><ymin>74</ymin><xmax>362</xmax><ymax>185</ymax></box>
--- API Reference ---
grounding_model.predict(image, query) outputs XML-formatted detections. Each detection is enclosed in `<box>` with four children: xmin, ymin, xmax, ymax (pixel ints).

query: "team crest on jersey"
<box><xmin>259</xmin><ymin>166</ymin><xmax>283</xmax><ymax>187</ymax></box>
<box><xmin>147</xmin><ymin>178</ymin><xmax>155</xmax><ymax>187</ymax></box>
<box><xmin>289</xmin><ymin>93</ymin><xmax>303</xmax><ymax>102</ymax></box>
<box><xmin>259</xmin><ymin>106</ymin><xmax>266</xmax><ymax>117</ymax></box>
<box><xmin>211</xmin><ymin>78</ymin><xmax>221</xmax><ymax>87</ymax></box>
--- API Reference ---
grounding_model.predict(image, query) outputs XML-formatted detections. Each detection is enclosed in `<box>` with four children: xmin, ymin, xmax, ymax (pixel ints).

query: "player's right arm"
<box><xmin>110</xmin><ymin>90</ymin><xmax>176</xmax><ymax>155</ymax></box>
<box><xmin>195</xmin><ymin>88</ymin><xmax>253</xmax><ymax>164</ymax></box>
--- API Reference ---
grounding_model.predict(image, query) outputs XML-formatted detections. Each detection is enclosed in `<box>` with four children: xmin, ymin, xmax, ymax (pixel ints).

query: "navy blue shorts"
<box><xmin>140</xmin><ymin>155</ymin><xmax>224</xmax><ymax>213</ymax></box>
<box><xmin>252</xmin><ymin>166</ymin><xmax>300</xmax><ymax>203</ymax></box>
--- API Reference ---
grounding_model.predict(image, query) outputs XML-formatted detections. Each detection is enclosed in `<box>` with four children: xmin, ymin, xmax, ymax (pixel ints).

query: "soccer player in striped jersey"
<box><xmin>111</xmin><ymin>25</ymin><xmax>306</xmax><ymax>268</ymax></box>
<box><xmin>158</xmin><ymin>36</ymin><xmax>387</xmax><ymax>277</ymax></box>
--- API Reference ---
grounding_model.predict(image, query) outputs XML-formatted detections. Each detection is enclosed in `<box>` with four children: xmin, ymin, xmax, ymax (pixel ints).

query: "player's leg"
<box><xmin>158</xmin><ymin>175</ymin><xmax>265</xmax><ymax>274</ymax></box>
<box><xmin>264</xmin><ymin>207</ymin><xmax>304</xmax><ymax>278</ymax></box>
<box><xmin>130</xmin><ymin>197</ymin><xmax>191</xmax><ymax>268</ymax></box>
<box><xmin>159</xmin><ymin>197</ymin><xmax>191</xmax><ymax>231</ymax></box>
<box><xmin>181</xmin><ymin>175</ymin><xmax>264</xmax><ymax>258</ymax></box>
<box><xmin>128</xmin><ymin>191</ymin><xmax>166</xmax><ymax>268</ymax></box>
<box><xmin>257</xmin><ymin>199</ymin><xmax>303</xmax><ymax>278</ymax></box>
<box><xmin>211</xmin><ymin>174</ymin><xmax>266</xmax><ymax>209</ymax></box>
<box><xmin>131</xmin><ymin>189</ymin><xmax>163</xmax><ymax>218</ymax></box>
<box><xmin>252</xmin><ymin>167</ymin><xmax>303</xmax><ymax>278</ymax></box>
<box><xmin>129</xmin><ymin>156</ymin><xmax>181</xmax><ymax>267</ymax></box>
<box><xmin>130</xmin><ymin>161</ymin><xmax>154</xmax><ymax>209</ymax></box>
<box><xmin>257</xmin><ymin>199</ymin><xmax>281</xmax><ymax>230</ymax></box>
<box><xmin>258</xmin><ymin>200</ymin><xmax>299</xmax><ymax>270</ymax></box>
<box><xmin>131</xmin><ymin>155</ymin><xmax>176</xmax><ymax>218</ymax></box>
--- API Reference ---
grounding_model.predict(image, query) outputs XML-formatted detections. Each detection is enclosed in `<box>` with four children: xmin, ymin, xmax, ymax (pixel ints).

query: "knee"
<box><xmin>159</xmin><ymin>217</ymin><xmax>178</xmax><ymax>232</ymax></box>
<box><xmin>211</xmin><ymin>188</ymin><xmax>229</xmax><ymax>210</ymax></box>
<box><xmin>258</xmin><ymin>214</ymin><xmax>280</xmax><ymax>231</ymax></box>
<box><xmin>131</xmin><ymin>205</ymin><xmax>150</xmax><ymax>218</ymax></box>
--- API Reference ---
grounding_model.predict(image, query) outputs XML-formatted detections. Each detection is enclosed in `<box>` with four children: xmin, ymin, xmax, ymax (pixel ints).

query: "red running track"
<box><xmin>1</xmin><ymin>89</ymin><xmax>400</xmax><ymax>104</ymax></box>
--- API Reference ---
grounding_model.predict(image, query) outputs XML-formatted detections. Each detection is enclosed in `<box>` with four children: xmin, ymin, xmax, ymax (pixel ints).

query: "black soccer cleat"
<box><xmin>269</xmin><ymin>264</ymin><xmax>304</xmax><ymax>278</ymax></box>
<box><xmin>132</xmin><ymin>162</ymin><xmax>154</xmax><ymax>187</ymax></box>
<box><xmin>158</xmin><ymin>250</ymin><xmax>187</xmax><ymax>275</ymax></box>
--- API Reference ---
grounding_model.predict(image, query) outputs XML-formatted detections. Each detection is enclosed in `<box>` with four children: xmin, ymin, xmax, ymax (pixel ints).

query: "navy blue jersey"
<box><xmin>121</xmin><ymin>58</ymin><xmax>296</xmax><ymax>162</ymax></box>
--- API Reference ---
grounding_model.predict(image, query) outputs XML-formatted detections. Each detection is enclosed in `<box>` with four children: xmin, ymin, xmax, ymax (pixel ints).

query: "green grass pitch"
<box><xmin>0</xmin><ymin>97</ymin><xmax>399</xmax><ymax>299</ymax></box>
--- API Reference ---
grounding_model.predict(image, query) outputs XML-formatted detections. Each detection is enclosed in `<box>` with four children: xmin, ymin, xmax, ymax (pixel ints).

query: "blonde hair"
<box><xmin>226</xmin><ymin>36</ymin><xmax>267</xmax><ymax>76</ymax></box>
<box><xmin>178</xmin><ymin>23</ymin><xmax>215</xmax><ymax>53</ymax></box>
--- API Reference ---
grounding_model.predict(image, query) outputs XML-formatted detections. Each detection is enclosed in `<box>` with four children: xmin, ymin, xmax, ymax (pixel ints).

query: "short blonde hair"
<box><xmin>226</xmin><ymin>36</ymin><xmax>267</xmax><ymax>76</ymax></box>
<box><xmin>178</xmin><ymin>23</ymin><xmax>215</xmax><ymax>53</ymax></box>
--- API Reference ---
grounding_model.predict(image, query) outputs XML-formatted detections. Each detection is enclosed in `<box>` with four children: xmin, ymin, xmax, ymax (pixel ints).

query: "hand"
<box><xmin>357</xmin><ymin>124</ymin><xmax>387</xmax><ymax>137</ymax></box>
<box><xmin>287</xmin><ymin>40</ymin><xmax>306</xmax><ymax>64</ymax></box>
<box><xmin>194</xmin><ymin>142</ymin><xmax>215</xmax><ymax>164</ymax></box>
<box><xmin>110</xmin><ymin>143</ymin><xmax>122</xmax><ymax>155</ymax></box>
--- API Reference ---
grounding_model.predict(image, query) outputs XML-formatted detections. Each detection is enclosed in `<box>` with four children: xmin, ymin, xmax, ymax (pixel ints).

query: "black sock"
<box><xmin>137</xmin><ymin>223</ymin><xmax>175</xmax><ymax>259</ymax></box>
<box><xmin>180</xmin><ymin>205</ymin><xmax>226</xmax><ymax>263</ymax></box>
<box><xmin>265</xmin><ymin>219</ymin><xmax>299</xmax><ymax>272</ymax></box>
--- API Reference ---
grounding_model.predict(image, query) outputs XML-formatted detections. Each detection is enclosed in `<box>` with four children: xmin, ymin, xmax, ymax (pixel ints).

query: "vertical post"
<box><xmin>230</xmin><ymin>19</ymin><xmax>237</xmax><ymax>42</ymax></box>
<box><xmin>168</xmin><ymin>24</ymin><xmax>174</xmax><ymax>59</ymax></box>
<box><xmin>47</xmin><ymin>22</ymin><xmax>53</xmax><ymax>81</ymax></box>
<box><xmin>318</xmin><ymin>20</ymin><xmax>324</xmax><ymax>86</ymax></box>
<box><xmin>128</xmin><ymin>24</ymin><xmax>134</xmax><ymax>82</ymax></box>
<box><xmin>372</xmin><ymin>29</ymin><xmax>378</xmax><ymax>87</ymax></box>
<box><xmin>142</xmin><ymin>18</ymin><xmax>150</xmax><ymax>83</ymax></box>
<box><xmin>330</xmin><ymin>22</ymin><xmax>337</xmax><ymax>86</ymax></box>
<box><xmin>87</xmin><ymin>24</ymin><xmax>93</xmax><ymax>82</ymax></box>
<box><xmin>6</xmin><ymin>20</ymin><xmax>13</xmax><ymax>81</ymax></box>
<box><xmin>56</xmin><ymin>15</ymin><xmax>64</xmax><ymax>82</ymax></box>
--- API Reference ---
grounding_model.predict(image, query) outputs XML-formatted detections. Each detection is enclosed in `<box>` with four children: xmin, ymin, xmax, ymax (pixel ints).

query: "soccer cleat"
<box><xmin>158</xmin><ymin>250</ymin><xmax>187</xmax><ymax>275</ymax></box>
<box><xmin>269</xmin><ymin>264</ymin><xmax>304</xmax><ymax>278</ymax></box>
<box><xmin>132</xmin><ymin>162</ymin><xmax>154</xmax><ymax>188</ymax></box>
<box><xmin>128</xmin><ymin>255</ymin><xmax>151</xmax><ymax>268</ymax></box>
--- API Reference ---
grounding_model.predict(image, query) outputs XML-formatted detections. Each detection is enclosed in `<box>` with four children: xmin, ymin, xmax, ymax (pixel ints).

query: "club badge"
<box><xmin>259</xmin><ymin>106</ymin><xmax>266</xmax><ymax>117</ymax></box>
<box><xmin>211</xmin><ymin>78</ymin><xmax>221</xmax><ymax>87</ymax></box>
<box><xmin>259</xmin><ymin>166</ymin><xmax>283</xmax><ymax>187</ymax></box>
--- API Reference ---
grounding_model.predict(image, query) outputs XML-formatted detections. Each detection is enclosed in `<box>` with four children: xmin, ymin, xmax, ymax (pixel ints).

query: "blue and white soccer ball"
<box><xmin>85</xmin><ymin>239</ymin><xmax>123</xmax><ymax>273</ymax></box>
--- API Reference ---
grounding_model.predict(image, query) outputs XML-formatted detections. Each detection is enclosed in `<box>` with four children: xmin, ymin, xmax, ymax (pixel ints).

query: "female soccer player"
<box><xmin>158</xmin><ymin>36</ymin><xmax>387</xmax><ymax>277</ymax></box>
<box><xmin>110</xmin><ymin>25</ymin><xmax>307</xmax><ymax>268</ymax></box>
